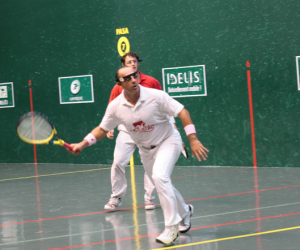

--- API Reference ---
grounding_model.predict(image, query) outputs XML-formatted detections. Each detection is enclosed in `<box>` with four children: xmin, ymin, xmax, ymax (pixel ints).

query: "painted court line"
<box><xmin>0</xmin><ymin>206</ymin><xmax>145</xmax><ymax>227</ymax></box>
<box><xmin>2</xmin><ymin>184</ymin><xmax>300</xmax><ymax>227</ymax></box>
<box><xmin>151</xmin><ymin>225</ymin><xmax>300</xmax><ymax>250</ymax></box>
<box><xmin>2</xmin><ymin>201</ymin><xmax>300</xmax><ymax>247</ymax></box>
<box><xmin>191</xmin><ymin>211</ymin><xmax>300</xmax><ymax>231</ymax></box>
<box><xmin>46</xmin><ymin>212</ymin><xmax>300</xmax><ymax>249</ymax></box>
<box><xmin>0</xmin><ymin>166</ymin><xmax>252</xmax><ymax>182</ymax></box>
<box><xmin>171</xmin><ymin>167</ymin><xmax>253</xmax><ymax>179</ymax></box>
<box><xmin>192</xmin><ymin>200</ymin><xmax>300</xmax><ymax>220</ymax></box>
<box><xmin>0</xmin><ymin>167</ymin><xmax>111</xmax><ymax>182</ymax></box>
<box><xmin>46</xmin><ymin>234</ymin><xmax>159</xmax><ymax>250</ymax></box>
<box><xmin>185</xmin><ymin>184</ymin><xmax>300</xmax><ymax>202</ymax></box>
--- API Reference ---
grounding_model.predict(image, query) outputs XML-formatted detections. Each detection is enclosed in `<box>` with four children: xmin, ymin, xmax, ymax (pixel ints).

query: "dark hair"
<box><xmin>115</xmin><ymin>66</ymin><xmax>129</xmax><ymax>82</ymax></box>
<box><xmin>120</xmin><ymin>52</ymin><xmax>141</xmax><ymax>64</ymax></box>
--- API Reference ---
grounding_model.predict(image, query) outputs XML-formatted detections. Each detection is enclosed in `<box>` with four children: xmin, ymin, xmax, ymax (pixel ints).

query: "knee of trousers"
<box><xmin>111</xmin><ymin>162</ymin><xmax>126</xmax><ymax>173</ymax></box>
<box><xmin>152</xmin><ymin>173</ymin><xmax>171</xmax><ymax>193</ymax></box>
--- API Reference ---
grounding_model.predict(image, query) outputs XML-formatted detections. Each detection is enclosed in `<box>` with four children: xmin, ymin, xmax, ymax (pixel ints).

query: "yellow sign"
<box><xmin>117</xmin><ymin>36</ymin><xmax>130</xmax><ymax>56</ymax></box>
<box><xmin>116</xmin><ymin>27</ymin><xmax>129</xmax><ymax>35</ymax></box>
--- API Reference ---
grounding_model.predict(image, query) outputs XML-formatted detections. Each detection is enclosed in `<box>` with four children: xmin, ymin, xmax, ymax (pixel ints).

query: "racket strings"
<box><xmin>18</xmin><ymin>115</ymin><xmax>53</xmax><ymax>141</ymax></box>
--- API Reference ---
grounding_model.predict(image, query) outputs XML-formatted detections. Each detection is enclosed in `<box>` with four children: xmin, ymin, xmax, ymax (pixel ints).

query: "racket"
<box><xmin>16</xmin><ymin>111</ymin><xmax>74</xmax><ymax>151</ymax></box>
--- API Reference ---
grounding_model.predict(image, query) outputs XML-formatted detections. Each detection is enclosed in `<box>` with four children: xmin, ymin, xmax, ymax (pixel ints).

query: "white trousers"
<box><xmin>110</xmin><ymin>130</ymin><xmax>156</xmax><ymax>201</ymax></box>
<box><xmin>139</xmin><ymin>130</ymin><xmax>189</xmax><ymax>226</ymax></box>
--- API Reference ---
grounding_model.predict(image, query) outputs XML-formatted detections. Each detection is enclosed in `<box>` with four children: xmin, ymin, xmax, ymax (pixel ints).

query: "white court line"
<box><xmin>1</xmin><ymin>201</ymin><xmax>300</xmax><ymax>246</ymax></box>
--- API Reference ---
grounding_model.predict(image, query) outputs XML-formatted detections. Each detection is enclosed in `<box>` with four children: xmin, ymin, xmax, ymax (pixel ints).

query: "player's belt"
<box><xmin>142</xmin><ymin>145</ymin><xmax>157</xmax><ymax>149</ymax></box>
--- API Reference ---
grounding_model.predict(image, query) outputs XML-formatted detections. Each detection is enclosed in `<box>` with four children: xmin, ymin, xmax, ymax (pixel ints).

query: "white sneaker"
<box><xmin>145</xmin><ymin>201</ymin><xmax>156</xmax><ymax>210</ymax></box>
<box><xmin>104</xmin><ymin>197</ymin><xmax>122</xmax><ymax>210</ymax></box>
<box><xmin>156</xmin><ymin>225</ymin><xmax>178</xmax><ymax>245</ymax></box>
<box><xmin>179</xmin><ymin>204</ymin><xmax>194</xmax><ymax>233</ymax></box>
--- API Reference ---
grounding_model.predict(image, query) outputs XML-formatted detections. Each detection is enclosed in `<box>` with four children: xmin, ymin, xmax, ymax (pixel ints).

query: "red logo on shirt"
<box><xmin>131</xmin><ymin>120</ymin><xmax>154</xmax><ymax>132</ymax></box>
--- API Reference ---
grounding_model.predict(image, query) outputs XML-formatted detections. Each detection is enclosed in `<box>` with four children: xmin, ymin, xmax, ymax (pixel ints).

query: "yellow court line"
<box><xmin>0</xmin><ymin>166</ymin><xmax>128</xmax><ymax>182</ymax></box>
<box><xmin>130</xmin><ymin>155</ymin><xmax>141</xmax><ymax>249</ymax></box>
<box><xmin>151</xmin><ymin>225</ymin><xmax>300</xmax><ymax>250</ymax></box>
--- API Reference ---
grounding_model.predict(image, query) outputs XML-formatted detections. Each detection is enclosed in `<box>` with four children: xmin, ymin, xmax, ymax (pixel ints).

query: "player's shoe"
<box><xmin>179</xmin><ymin>204</ymin><xmax>194</xmax><ymax>233</ymax></box>
<box><xmin>156</xmin><ymin>225</ymin><xmax>178</xmax><ymax>245</ymax></box>
<box><xmin>145</xmin><ymin>201</ymin><xmax>156</xmax><ymax>210</ymax></box>
<box><xmin>104</xmin><ymin>197</ymin><xmax>122</xmax><ymax>210</ymax></box>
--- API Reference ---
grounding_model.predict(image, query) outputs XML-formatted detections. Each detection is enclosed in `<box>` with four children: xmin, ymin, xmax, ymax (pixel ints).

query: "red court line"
<box><xmin>253</xmin><ymin>163</ymin><xmax>262</xmax><ymax>249</ymax></box>
<box><xmin>247</xmin><ymin>68</ymin><xmax>257</xmax><ymax>167</ymax></box>
<box><xmin>2</xmin><ymin>184</ymin><xmax>300</xmax><ymax>227</ymax></box>
<box><xmin>191</xmin><ymin>211</ymin><xmax>300</xmax><ymax>231</ymax></box>
<box><xmin>185</xmin><ymin>184</ymin><xmax>300</xmax><ymax>202</ymax></box>
<box><xmin>0</xmin><ymin>206</ymin><xmax>145</xmax><ymax>227</ymax></box>
<box><xmin>29</xmin><ymin>80</ymin><xmax>43</xmax><ymax>236</ymax></box>
<box><xmin>47</xmin><ymin>211</ymin><xmax>300</xmax><ymax>250</ymax></box>
<box><xmin>246</xmin><ymin>62</ymin><xmax>261</xmax><ymax>249</ymax></box>
<box><xmin>29</xmin><ymin>83</ymin><xmax>38</xmax><ymax>166</ymax></box>
<box><xmin>171</xmin><ymin>167</ymin><xmax>253</xmax><ymax>179</ymax></box>
<box><xmin>47</xmin><ymin>234</ymin><xmax>158</xmax><ymax>250</ymax></box>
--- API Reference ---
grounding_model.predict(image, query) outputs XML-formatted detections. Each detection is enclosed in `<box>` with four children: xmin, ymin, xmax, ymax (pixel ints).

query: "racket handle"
<box><xmin>63</xmin><ymin>142</ymin><xmax>74</xmax><ymax>151</ymax></box>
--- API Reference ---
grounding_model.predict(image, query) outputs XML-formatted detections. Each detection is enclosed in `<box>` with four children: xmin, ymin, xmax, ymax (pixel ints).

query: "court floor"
<box><xmin>1</xmin><ymin>163</ymin><xmax>300</xmax><ymax>250</ymax></box>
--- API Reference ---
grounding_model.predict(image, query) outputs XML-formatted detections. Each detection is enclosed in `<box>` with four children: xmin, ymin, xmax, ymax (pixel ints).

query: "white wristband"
<box><xmin>184</xmin><ymin>124</ymin><xmax>196</xmax><ymax>136</ymax></box>
<box><xmin>84</xmin><ymin>133</ymin><xmax>97</xmax><ymax>146</ymax></box>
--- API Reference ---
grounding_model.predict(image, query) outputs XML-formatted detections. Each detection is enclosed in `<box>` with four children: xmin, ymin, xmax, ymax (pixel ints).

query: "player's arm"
<box><xmin>178</xmin><ymin>108</ymin><xmax>209</xmax><ymax>161</ymax></box>
<box><xmin>106</xmin><ymin>84</ymin><xmax>122</xmax><ymax>139</ymax></box>
<box><xmin>68</xmin><ymin>126</ymin><xmax>108</xmax><ymax>155</ymax></box>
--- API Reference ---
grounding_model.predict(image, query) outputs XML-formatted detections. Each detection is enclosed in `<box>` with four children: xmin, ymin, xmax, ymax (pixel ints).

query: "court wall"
<box><xmin>1</xmin><ymin>0</ymin><xmax>300</xmax><ymax>167</ymax></box>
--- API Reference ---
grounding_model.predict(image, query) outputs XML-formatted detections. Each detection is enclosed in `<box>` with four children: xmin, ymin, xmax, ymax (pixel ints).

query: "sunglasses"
<box><xmin>119</xmin><ymin>71</ymin><xmax>139</xmax><ymax>82</ymax></box>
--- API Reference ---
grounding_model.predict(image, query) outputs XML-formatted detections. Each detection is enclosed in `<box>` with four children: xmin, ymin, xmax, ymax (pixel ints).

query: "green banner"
<box><xmin>58</xmin><ymin>75</ymin><xmax>94</xmax><ymax>104</ymax></box>
<box><xmin>0</xmin><ymin>82</ymin><xmax>14</xmax><ymax>108</ymax></box>
<box><xmin>162</xmin><ymin>65</ymin><xmax>207</xmax><ymax>98</ymax></box>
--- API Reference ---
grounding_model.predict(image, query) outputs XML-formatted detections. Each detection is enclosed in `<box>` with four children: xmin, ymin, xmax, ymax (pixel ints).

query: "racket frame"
<box><xmin>16</xmin><ymin>112</ymin><xmax>73</xmax><ymax>150</ymax></box>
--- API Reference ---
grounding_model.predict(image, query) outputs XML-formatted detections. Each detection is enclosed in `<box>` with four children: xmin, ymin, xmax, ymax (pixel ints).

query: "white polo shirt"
<box><xmin>100</xmin><ymin>85</ymin><xmax>184</xmax><ymax>147</ymax></box>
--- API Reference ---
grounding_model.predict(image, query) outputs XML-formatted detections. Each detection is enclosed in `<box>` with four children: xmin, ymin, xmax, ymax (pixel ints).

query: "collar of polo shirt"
<box><xmin>120</xmin><ymin>85</ymin><xmax>146</xmax><ymax>105</ymax></box>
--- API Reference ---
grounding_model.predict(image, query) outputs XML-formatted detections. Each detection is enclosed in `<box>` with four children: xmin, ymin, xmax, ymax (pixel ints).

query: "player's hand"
<box><xmin>67</xmin><ymin>143</ymin><xmax>83</xmax><ymax>156</ymax></box>
<box><xmin>107</xmin><ymin>130</ymin><xmax>114</xmax><ymax>139</ymax></box>
<box><xmin>189</xmin><ymin>136</ymin><xmax>209</xmax><ymax>161</ymax></box>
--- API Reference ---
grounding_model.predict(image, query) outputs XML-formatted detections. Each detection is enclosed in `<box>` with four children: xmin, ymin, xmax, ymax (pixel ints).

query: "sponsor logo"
<box><xmin>70</xmin><ymin>80</ymin><xmax>81</xmax><ymax>95</ymax></box>
<box><xmin>58</xmin><ymin>75</ymin><xmax>94</xmax><ymax>104</ymax></box>
<box><xmin>69</xmin><ymin>97</ymin><xmax>83</xmax><ymax>101</ymax></box>
<box><xmin>116</xmin><ymin>27</ymin><xmax>129</xmax><ymax>35</ymax></box>
<box><xmin>166</xmin><ymin>71</ymin><xmax>202</xmax><ymax>86</ymax></box>
<box><xmin>131</xmin><ymin>120</ymin><xmax>154</xmax><ymax>132</ymax></box>
<box><xmin>168</xmin><ymin>86</ymin><xmax>202</xmax><ymax>92</ymax></box>
<box><xmin>0</xmin><ymin>100</ymin><xmax>8</xmax><ymax>105</ymax></box>
<box><xmin>162</xmin><ymin>65</ymin><xmax>207</xmax><ymax>98</ymax></box>
<box><xmin>0</xmin><ymin>86</ymin><xmax>8</xmax><ymax>98</ymax></box>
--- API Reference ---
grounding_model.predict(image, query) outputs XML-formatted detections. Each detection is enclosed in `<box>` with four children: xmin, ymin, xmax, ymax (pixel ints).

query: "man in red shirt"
<box><xmin>104</xmin><ymin>52</ymin><xmax>184</xmax><ymax>211</ymax></box>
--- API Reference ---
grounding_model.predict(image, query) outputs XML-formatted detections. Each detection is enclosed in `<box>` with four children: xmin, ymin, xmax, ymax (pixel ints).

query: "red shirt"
<box><xmin>108</xmin><ymin>71</ymin><xmax>162</xmax><ymax>103</ymax></box>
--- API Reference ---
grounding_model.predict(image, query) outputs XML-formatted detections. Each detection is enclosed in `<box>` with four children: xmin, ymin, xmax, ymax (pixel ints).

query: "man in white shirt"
<box><xmin>105</xmin><ymin>52</ymin><xmax>165</xmax><ymax>211</ymax></box>
<box><xmin>68</xmin><ymin>66</ymin><xmax>209</xmax><ymax>245</ymax></box>
<box><xmin>105</xmin><ymin>51</ymin><xmax>188</xmax><ymax>212</ymax></box>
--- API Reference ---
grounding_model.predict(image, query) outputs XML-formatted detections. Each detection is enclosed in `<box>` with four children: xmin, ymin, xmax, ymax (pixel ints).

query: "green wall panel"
<box><xmin>1</xmin><ymin>0</ymin><xmax>300</xmax><ymax>167</ymax></box>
